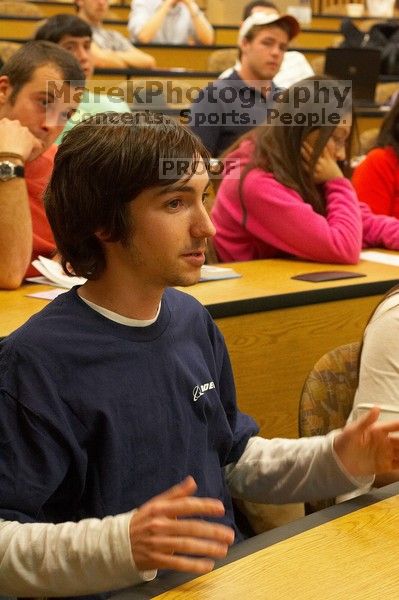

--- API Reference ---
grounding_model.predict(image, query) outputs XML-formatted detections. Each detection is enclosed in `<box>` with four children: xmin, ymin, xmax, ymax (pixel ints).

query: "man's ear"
<box><xmin>96</xmin><ymin>230</ymin><xmax>111</xmax><ymax>241</ymax></box>
<box><xmin>239</xmin><ymin>38</ymin><xmax>249</xmax><ymax>55</ymax></box>
<box><xmin>0</xmin><ymin>76</ymin><xmax>12</xmax><ymax>106</ymax></box>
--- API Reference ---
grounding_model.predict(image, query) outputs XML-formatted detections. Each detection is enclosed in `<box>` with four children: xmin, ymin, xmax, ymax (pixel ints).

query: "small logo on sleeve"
<box><xmin>193</xmin><ymin>381</ymin><xmax>215</xmax><ymax>402</ymax></box>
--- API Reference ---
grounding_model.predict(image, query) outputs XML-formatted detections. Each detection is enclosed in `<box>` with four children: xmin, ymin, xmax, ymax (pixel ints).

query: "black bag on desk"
<box><xmin>340</xmin><ymin>18</ymin><xmax>399</xmax><ymax>75</ymax></box>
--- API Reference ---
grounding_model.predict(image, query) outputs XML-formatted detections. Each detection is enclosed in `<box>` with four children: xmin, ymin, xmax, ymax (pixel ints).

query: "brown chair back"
<box><xmin>299</xmin><ymin>341</ymin><xmax>361</xmax><ymax>514</ymax></box>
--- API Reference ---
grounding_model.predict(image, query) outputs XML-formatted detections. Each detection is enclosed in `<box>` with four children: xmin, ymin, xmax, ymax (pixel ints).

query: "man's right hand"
<box><xmin>0</xmin><ymin>118</ymin><xmax>44</xmax><ymax>162</ymax></box>
<box><xmin>129</xmin><ymin>476</ymin><xmax>235</xmax><ymax>574</ymax></box>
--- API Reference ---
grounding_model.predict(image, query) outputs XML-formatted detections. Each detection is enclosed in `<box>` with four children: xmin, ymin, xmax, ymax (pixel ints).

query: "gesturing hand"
<box><xmin>129</xmin><ymin>476</ymin><xmax>235</xmax><ymax>574</ymax></box>
<box><xmin>334</xmin><ymin>407</ymin><xmax>399</xmax><ymax>477</ymax></box>
<box><xmin>301</xmin><ymin>141</ymin><xmax>343</xmax><ymax>184</ymax></box>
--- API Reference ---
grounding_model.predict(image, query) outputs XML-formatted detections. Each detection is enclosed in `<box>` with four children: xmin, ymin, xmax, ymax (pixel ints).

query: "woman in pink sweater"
<box><xmin>212</xmin><ymin>79</ymin><xmax>399</xmax><ymax>264</ymax></box>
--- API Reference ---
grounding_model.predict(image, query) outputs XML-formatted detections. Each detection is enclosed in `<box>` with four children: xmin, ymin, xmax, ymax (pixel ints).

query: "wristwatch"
<box><xmin>0</xmin><ymin>160</ymin><xmax>25</xmax><ymax>182</ymax></box>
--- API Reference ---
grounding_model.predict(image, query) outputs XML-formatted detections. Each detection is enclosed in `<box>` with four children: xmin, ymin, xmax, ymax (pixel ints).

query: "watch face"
<box><xmin>0</xmin><ymin>161</ymin><xmax>24</xmax><ymax>181</ymax></box>
<box><xmin>0</xmin><ymin>162</ymin><xmax>13</xmax><ymax>181</ymax></box>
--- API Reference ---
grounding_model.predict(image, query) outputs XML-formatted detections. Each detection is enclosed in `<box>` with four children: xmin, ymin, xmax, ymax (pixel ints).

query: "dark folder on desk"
<box><xmin>324</xmin><ymin>47</ymin><xmax>382</xmax><ymax>107</ymax></box>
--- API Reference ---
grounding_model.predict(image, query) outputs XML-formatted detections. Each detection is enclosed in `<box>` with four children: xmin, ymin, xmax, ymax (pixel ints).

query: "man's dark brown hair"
<box><xmin>45</xmin><ymin>111</ymin><xmax>210</xmax><ymax>279</ymax></box>
<box><xmin>0</xmin><ymin>40</ymin><xmax>85</xmax><ymax>102</ymax></box>
<box><xmin>35</xmin><ymin>14</ymin><xmax>92</xmax><ymax>45</ymax></box>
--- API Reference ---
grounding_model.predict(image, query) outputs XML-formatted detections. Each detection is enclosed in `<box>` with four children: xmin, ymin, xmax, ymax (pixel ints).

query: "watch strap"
<box><xmin>13</xmin><ymin>164</ymin><xmax>24</xmax><ymax>178</ymax></box>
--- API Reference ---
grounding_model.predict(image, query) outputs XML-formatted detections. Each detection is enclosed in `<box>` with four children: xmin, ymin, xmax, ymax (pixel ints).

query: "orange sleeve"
<box><xmin>352</xmin><ymin>147</ymin><xmax>399</xmax><ymax>216</ymax></box>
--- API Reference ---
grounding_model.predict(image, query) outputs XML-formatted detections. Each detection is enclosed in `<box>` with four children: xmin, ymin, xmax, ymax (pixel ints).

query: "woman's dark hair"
<box><xmin>375</xmin><ymin>93</ymin><xmax>399</xmax><ymax>155</ymax></box>
<box><xmin>34</xmin><ymin>14</ymin><xmax>92</xmax><ymax>44</ymax></box>
<box><xmin>222</xmin><ymin>76</ymin><xmax>353</xmax><ymax>224</ymax></box>
<box><xmin>45</xmin><ymin>111</ymin><xmax>210</xmax><ymax>280</ymax></box>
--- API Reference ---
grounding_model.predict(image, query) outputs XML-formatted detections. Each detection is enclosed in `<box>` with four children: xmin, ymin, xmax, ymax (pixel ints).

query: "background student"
<box><xmin>0</xmin><ymin>41</ymin><xmax>83</xmax><ymax>289</ymax></box>
<box><xmin>34</xmin><ymin>14</ymin><xmax>131</xmax><ymax>143</ymax></box>
<box><xmin>212</xmin><ymin>78</ymin><xmax>399</xmax><ymax>264</ymax></box>
<box><xmin>219</xmin><ymin>0</ymin><xmax>314</xmax><ymax>88</ymax></box>
<box><xmin>76</xmin><ymin>0</ymin><xmax>156</xmax><ymax>68</ymax></box>
<box><xmin>352</xmin><ymin>94</ymin><xmax>399</xmax><ymax>218</ymax></box>
<box><xmin>188</xmin><ymin>12</ymin><xmax>298</xmax><ymax>156</ymax></box>
<box><xmin>128</xmin><ymin>0</ymin><xmax>214</xmax><ymax>45</ymax></box>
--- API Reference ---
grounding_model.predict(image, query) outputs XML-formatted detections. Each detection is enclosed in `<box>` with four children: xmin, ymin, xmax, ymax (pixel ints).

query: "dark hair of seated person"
<box><xmin>34</xmin><ymin>14</ymin><xmax>92</xmax><ymax>44</ymax></box>
<box><xmin>219</xmin><ymin>76</ymin><xmax>354</xmax><ymax>224</ymax></box>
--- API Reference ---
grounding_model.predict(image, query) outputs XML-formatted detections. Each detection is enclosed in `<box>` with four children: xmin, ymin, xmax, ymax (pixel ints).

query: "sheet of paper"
<box><xmin>360</xmin><ymin>250</ymin><xmax>399</xmax><ymax>267</ymax></box>
<box><xmin>25</xmin><ymin>276</ymin><xmax>55</xmax><ymax>285</ymax></box>
<box><xmin>31</xmin><ymin>256</ymin><xmax>86</xmax><ymax>288</ymax></box>
<box><xmin>26</xmin><ymin>288</ymin><xmax>67</xmax><ymax>300</ymax></box>
<box><xmin>199</xmin><ymin>265</ymin><xmax>241</xmax><ymax>281</ymax></box>
<box><xmin>30</xmin><ymin>258</ymin><xmax>242</xmax><ymax>286</ymax></box>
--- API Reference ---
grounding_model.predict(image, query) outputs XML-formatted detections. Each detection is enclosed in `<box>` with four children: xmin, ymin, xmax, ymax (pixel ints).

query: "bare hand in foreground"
<box><xmin>334</xmin><ymin>407</ymin><xmax>399</xmax><ymax>477</ymax></box>
<box><xmin>129</xmin><ymin>476</ymin><xmax>234</xmax><ymax>573</ymax></box>
<box><xmin>301</xmin><ymin>141</ymin><xmax>343</xmax><ymax>184</ymax></box>
<box><xmin>0</xmin><ymin>118</ymin><xmax>44</xmax><ymax>162</ymax></box>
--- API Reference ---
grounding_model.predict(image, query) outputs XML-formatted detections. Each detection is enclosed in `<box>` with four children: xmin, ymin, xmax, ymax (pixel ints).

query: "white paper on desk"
<box><xmin>199</xmin><ymin>265</ymin><xmax>241</xmax><ymax>281</ymax></box>
<box><xmin>32</xmin><ymin>256</ymin><xmax>86</xmax><ymax>288</ymax></box>
<box><xmin>27</xmin><ymin>288</ymin><xmax>67</xmax><ymax>300</ymax></box>
<box><xmin>26</xmin><ymin>275</ymin><xmax>56</xmax><ymax>285</ymax></box>
<box><xmin>360</xmin><ymin>250</ymin><xmax>399</xmax><ymax>267</ymax></box>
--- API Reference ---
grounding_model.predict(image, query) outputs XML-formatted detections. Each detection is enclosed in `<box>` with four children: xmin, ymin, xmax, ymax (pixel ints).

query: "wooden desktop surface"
<box><xmin>155</xmin><ymin>494</ymin><xmax>399</xmax><ymax>599</ymax></box>
<box><xmin>1</xmin><ymin>257</ymin><xmax>398</xmax><ymax>440</ymax></box>
<box><xmin>1</xmin><ymin>256</ymin><xmax>398</xmax><ymax>333</ymax></box>
<box><xmin>111</xmin><ymin>483</ymin><xmax>399</xmax><ymax>599</ymax></box>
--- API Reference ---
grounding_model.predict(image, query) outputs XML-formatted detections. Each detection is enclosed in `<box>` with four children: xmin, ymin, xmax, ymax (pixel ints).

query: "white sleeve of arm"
<box><xmin>128</xmin><ymin>0</ymin><xmax>151</xmax><ymax>39</ymax></box>
<box><xmin>354</xmin><ymin>297</ymin><xmax>399</xmax><ymax>409</ymax></box>
<box><xmin>224</xmin><ymin>435</ymin><xmax>374</xmax><ymax>504</ymax></box>
<box><xmin>0</xmin><ymin>512</ymin><xmax>156</xmax><ymax>596</ymax></box>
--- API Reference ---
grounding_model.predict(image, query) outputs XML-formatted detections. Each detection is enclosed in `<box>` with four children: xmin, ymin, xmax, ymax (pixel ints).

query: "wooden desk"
<box><xmin>111</xmin><ymin>483</ymin><xmax>399</xmax><ymax>599</ymax></box>
<box><xmin>1</xmin><ymin>257</ymin><xmax>398</xmax><ymax>440</ymax></box>
<box><xmin>0</xmin><ymin>27</ymin><xmax>325</xmax><ymax>69</ymax></box>
<box><xmin>33</xmin><ymin>0</ymin><xmax>131</xmax><ymax>20</ymax></box>
<box><xmin>181</xmin><ymin>258</ymin><xmax>399</xmax><ymax>439</ymax></box>
<box><xmin>214</xmin><ymin>25</ymin><xmax>341</xmax><ymax>46</ymax></box>
<box><xmin>31</xmin><ymin>0</ymin><xmax>206</xmax><ymax>19</ymax></box>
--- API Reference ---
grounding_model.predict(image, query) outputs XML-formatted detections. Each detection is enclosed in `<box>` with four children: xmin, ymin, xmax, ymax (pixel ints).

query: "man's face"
<box><xmin>58</xmin><ymin>34</ymin><xmax>93</xmax><ymax>79</ymax></box>
<box><xmin>0</xmin><ymin>64</ymin><xmax>82</xmax><ymax>158</ymax></box>
<box><xmin>240</xmin><ymin>25</ymin><xmax>289</xmax><ymax>81</ymax></box>
<box><xmin>78</xmin><ymin>0</ymin><xmax>109</xmax><ymax>23</ymax></box>
<box><xmin>104</xmin><ymin>160</ymin><xmax>216</xmax><ymax>291</ymax></box>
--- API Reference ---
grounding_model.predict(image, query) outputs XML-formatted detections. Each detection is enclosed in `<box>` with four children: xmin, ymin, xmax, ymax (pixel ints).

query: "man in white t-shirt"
<box><xmin>128</xmin><ymin>0</ymin><xmax>214</xmax><ymax>45</ymax></box>
<box><xmin>76</xmin><ymin>0</ymin><xmax>156</xmax><ymax>68</ymax></box>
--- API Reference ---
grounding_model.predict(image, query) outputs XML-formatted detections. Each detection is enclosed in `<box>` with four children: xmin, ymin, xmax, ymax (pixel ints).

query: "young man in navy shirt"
<box><xmin>1</xmin><ymin>112</ymin><xmax>399</xmax><ymax>598</ymax></box>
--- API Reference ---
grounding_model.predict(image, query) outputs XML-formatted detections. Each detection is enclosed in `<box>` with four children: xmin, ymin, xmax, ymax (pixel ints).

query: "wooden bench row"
<box><xmin>0</xmin><ymin>34</ymin><xmax>326</xmax><ymax>70</ymax></box>
<box><xmin>24</xmin><ymin>1</ymin><xmax>398</xmax><ymax>31</ymax></box>
<box><xmin>0</xmin><ymin>15</ymin><xmax>343</xmax><ymax>48</ymax></box>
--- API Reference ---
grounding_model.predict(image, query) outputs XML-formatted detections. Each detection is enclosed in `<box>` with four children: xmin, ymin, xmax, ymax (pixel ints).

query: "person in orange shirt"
<box><xmin>0</xmin><ymin>41</ymin><xmax>83</xmax><ymax>288</ymax></box>
<box><xmin>352</xmin><ymin>95</ymin><xmax>399</xmax><ymax>218</ymax></box>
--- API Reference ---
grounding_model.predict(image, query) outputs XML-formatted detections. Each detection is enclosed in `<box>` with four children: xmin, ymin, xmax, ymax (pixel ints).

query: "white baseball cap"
<box><xmin>238</xmin><ymin>12</ymin><xmax>300</xmax><ymax>42</ymax></box>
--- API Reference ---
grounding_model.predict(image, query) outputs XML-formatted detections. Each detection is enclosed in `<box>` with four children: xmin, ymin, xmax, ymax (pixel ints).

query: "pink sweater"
<box><xmin>212</xmin><ymin>140</ymin><xmax>399</xmax><ymax>264</ymax></box>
